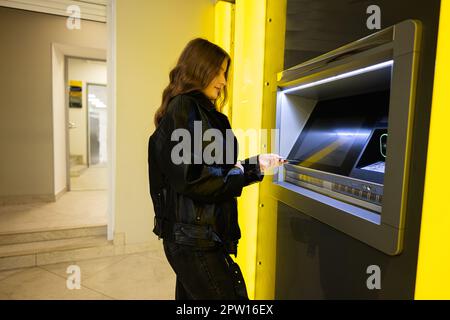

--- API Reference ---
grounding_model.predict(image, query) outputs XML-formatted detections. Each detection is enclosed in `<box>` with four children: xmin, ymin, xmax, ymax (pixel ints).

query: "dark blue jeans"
<box><xmin>163</xmin><ymin>240</ymin><xmax>249</xmax><ymax>300</ymax></box>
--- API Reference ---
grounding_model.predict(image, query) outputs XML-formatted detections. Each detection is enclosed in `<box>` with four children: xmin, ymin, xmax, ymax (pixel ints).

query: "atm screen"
<box><xmin>287</xmin><ymin>90</ymin><xmax>390</xmax><ymax>177</ymax></box>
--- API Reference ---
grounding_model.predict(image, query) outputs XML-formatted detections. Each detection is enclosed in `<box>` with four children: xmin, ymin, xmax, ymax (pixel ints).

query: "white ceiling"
<box><xmin>0</xmin><ymin>0</ymin><xmax>107</xmax><ymax>22</ymax></box>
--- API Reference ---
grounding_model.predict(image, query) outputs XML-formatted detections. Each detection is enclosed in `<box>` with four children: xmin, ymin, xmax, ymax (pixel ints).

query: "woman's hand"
<box><xmin>259</xmin><ymin>153</ymin><xmax>286</xmax><ymax>173</ymax></box>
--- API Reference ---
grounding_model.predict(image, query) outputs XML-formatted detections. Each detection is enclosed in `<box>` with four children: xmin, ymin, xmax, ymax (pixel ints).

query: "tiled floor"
<box><xmin>71</xmin><ymin>165</ymin><xmax>108</xmax><ymax>191</ymax></box>
<box><xmin>0</xmin><ymin>164</ymin><xmax>176</xmax><ymax>300</ymax></box>
<box><xmin>0</xmin><ymin>249</ymin><xmax>176</xmax><ymax>300</ymax></box>
<box><xmin>0</xmin><ymin>165</ymin><xmax>108</xmax><ymax>234</ymax></box>
<box><xmin>0</xmin><ymin>190</ymin><xmax>108</xmax><ymax>233</ymax></box>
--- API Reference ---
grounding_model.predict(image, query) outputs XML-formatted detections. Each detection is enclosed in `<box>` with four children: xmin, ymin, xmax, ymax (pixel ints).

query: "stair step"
<box><xmin>70</xmin><ymin>164</ymin><xmax>87</xmax><ymax>177</ymax></box>
<box><xmin>0</xmin><ymin>225</ymin><xmax>107</xmax><ymax>246</ymax></box>
<box><xmin>70</xmin><ymin>154</ymin><xmax>83</xmax><ymax>166</ymax></box>
<box><xmin>0</xmin><ymin>232</ymin><xmax>158</xmax><ymax>271</ymax></box>
<box><xmin>0</xmin><ymin>235</ymin><xmax>111</xmax><ymax>258</ymax></box>
<box><xmin>0</xmin><ymin>241</ymin><xmax>118</xmax><ymax>271</ymax></box>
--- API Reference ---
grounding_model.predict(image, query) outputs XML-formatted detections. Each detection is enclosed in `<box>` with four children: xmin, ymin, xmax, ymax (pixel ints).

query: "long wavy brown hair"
<box><xmin>154</xmin><ymin>38</ymin><xmax>231</xmax><ymax>127</ymax></box>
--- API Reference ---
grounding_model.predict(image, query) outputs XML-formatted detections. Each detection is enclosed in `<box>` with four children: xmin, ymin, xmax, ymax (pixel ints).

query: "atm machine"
<box><xmin>272</xmin><ymin>20</ymin><xmax>421</xmax><ymax>256</ymax></box>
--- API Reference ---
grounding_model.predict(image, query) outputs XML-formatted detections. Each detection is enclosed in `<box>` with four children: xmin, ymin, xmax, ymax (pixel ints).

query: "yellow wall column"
<box><xmin>231</xmin><ymin>0</ymin><xmax>267</xmax><ymax>299</ymax></box>
<box><xmin>215</xmin><ymin>1</ymin><xmax>233</xmax><ymax>57</ymax></box>
<box><xmin>255</xmin><ymin>0</ymin><xmax>287</xmax><ymax>299</ymax></box>
<box><xmin>415</xmin><ymin>0</ymin><xmax>450</xmax><ymax>299</ymax></box>
<box><xmin>214</xmin><ymin>1</ymin><xmax>235</xmax><ymax>118</ymax></box>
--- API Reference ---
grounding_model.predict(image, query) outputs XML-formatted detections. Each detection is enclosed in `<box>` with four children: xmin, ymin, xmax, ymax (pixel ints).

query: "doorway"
<box><xmin>0</xmin><ymin>2</ymin><xmax>115</xmax><ymax>247</ymax></box>
<box><xmin>87</xmin><ymin>83</ymin><xmax>108</xmax><ymax>166</ymax></box>
<box><xmin>67</xmin><ymin>58</ymin><xmax>108</xmax><ymax>193</ymax></box>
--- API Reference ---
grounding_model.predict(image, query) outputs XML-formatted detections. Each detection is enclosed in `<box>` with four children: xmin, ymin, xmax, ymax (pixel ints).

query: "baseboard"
<box><xmin>113</xmin><ymin>232</ymin><xmax>162</xmax><ymax>255</ymax></box>
<box><xmin>0</xmin><ymin>187</ymin><xmax>67</xmax><ymax>206</ymax></box>
<box><xmin>0</xmin><ymin>194</ymin><xmax>55</xmax><ymax>206</ymax></box>
<box><xmin>54</xmin><ymin>187</ymin><xmax>67</xmax><ymax>201</ymax></box>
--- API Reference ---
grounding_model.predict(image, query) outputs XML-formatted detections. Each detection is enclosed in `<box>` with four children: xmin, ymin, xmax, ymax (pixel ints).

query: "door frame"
<box><xmin>52</xmin><ymin>0</ymin><xmax>116</xmax><ymax>242</ymax></box>
<box><xmin>107</xmin><ymin>0</ymin><xmax>117</xmax><ymax>241</ymax></box>
<box><xmin>65</xmin><ymin>57</ymin><xmax>106</xmax><ymax>177</ymax></box>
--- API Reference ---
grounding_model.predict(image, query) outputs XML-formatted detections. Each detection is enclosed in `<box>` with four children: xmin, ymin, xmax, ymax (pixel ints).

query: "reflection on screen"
<box><xmin>287</xmin><ymin>90</ymin><xmax>390</xmax><ymax>176</ymax></box>
<box><xmin>361</xmin><ymin>161</ymin><xmax>385</xmax><ymax>173</ymax></box>
<box><xmin>295</xmin><ymin>128</ymin><xmax>372</xmax><ymax>168</ymax></box>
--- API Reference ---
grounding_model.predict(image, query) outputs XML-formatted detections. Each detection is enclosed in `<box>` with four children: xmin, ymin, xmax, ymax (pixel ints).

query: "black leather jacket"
<box><xmin>148</xmin><ymin>91</ymin><xmax>264</xmax><ymax>255</ymax></box>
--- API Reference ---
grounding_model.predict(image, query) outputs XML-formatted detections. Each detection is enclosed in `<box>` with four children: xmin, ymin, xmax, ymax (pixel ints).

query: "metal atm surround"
<box><xmin>272</xmin><ymin>20</ymin><xmax>421</xmax><ymax>255</ymax></box>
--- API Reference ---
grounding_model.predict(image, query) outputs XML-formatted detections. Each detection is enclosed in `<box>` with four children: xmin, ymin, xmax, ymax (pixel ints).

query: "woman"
<box><xmin>148</xmin><ymin>38</ymin><xmax>284</xmax><ymax>300</ymax></box>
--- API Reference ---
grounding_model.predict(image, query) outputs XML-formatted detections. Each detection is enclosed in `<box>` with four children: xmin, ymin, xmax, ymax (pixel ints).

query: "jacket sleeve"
<box><xmin>241</xmin><ymin>155</ymin><xmax>264</xmax><ymax>186</ymax></box>
<box><xmin>157</xmin><ymin>95</ymin><xmax>251</xmax><ymax>204</ymax></box>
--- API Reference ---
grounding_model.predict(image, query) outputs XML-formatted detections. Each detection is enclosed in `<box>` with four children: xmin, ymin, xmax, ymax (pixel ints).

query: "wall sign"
<box><xmin>69</xmin><ymin>80</ymin><xmax>82</xmax><ymax>108</ymax></box>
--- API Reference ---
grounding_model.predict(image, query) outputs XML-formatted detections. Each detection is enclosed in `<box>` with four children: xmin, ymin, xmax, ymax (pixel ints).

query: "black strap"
<box><xmin>224</xmin><ymin>250</ymin><xmax>249</xmax><ymax>300</ymax></box>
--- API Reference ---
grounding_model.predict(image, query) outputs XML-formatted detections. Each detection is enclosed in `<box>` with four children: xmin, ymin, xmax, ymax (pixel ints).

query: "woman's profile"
<box><xmin>148</xmin><ymin>38</ymin><xmax>284</xmax><ymax>300</ymax></box>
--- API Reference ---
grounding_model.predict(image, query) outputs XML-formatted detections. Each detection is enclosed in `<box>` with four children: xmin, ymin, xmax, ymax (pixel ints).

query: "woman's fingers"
<box><xmin>270</xmin><ymin>154</ymin><xmax>283</xmax><ymax>167</ymax></box>
<box><xmin>259</xmin><ymin>153</ymin><xmax>285</xmax><ymax>171</ymax></box>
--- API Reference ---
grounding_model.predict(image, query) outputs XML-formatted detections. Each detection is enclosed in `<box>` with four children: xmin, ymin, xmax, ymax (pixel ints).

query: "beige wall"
<box><xmin>115</xmin><ymin>0</ymin><xmax>215</xmax><ymax>244</ymax></box>
<box><xmin>68</xmin><ymin>58</ymin><xmax>107</xmax><ymax>165</ymax></box>
<box><xmin>0</xmin><ymin>7</ymin><xmax>107</xmax><ymax>200</ymax></box>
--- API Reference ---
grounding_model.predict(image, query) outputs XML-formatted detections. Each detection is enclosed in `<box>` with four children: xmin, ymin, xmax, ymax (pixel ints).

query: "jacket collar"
<box><xmin>187</xmin><ymin>90</ymin><xmax>217</xmax><ymax>112</ymax></box>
